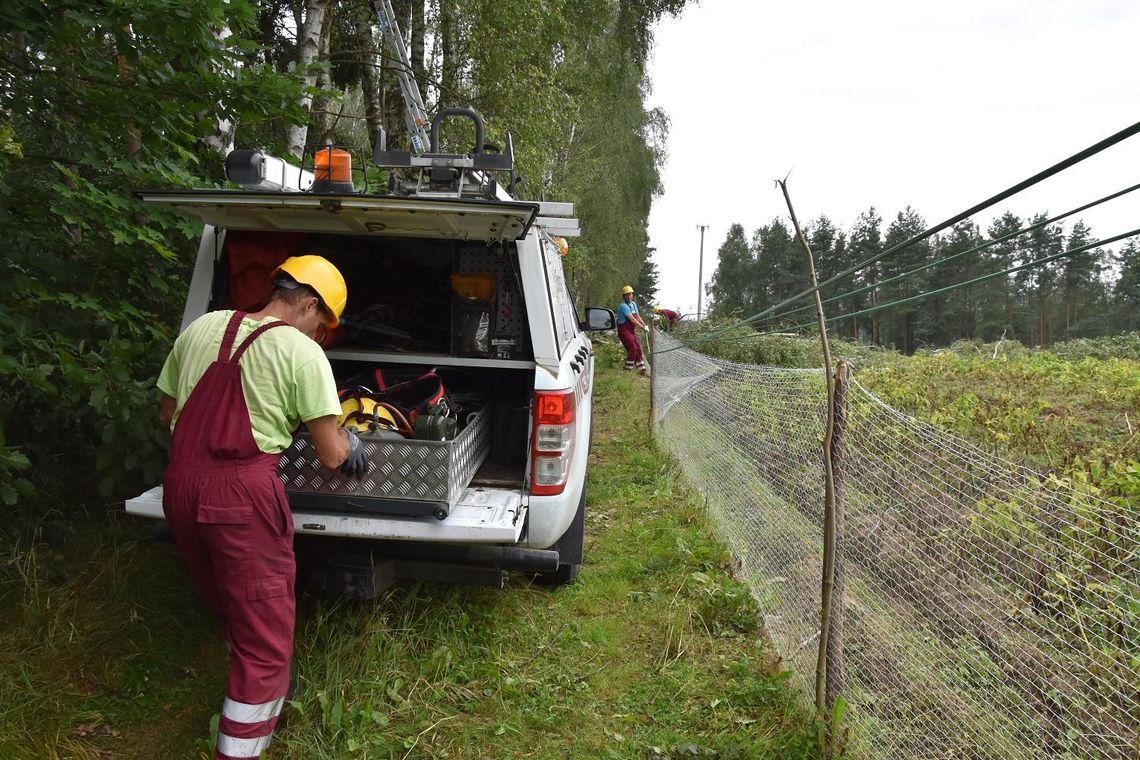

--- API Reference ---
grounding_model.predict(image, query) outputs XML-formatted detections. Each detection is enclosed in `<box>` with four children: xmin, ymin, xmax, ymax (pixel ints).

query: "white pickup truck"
<box><xmin>126</xmin><ymin>131</ymin><xmax>615</xmax><ymax>594</ymax></box>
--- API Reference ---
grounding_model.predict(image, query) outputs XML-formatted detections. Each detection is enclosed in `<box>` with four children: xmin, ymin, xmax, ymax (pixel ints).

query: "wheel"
<box><xmin>533</xmin><ymin>561</ymin><xmax>580</xmax><ymax>586</ymax></box>
<box><xmin>533</xmin><ymin>485</ymin><xmax>586</xmax><ymax>587</ymax></box>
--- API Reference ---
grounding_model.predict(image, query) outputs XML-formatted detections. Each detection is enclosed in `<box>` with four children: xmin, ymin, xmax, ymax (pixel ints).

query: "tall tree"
<box><xmin>1015</xmin><ymin>213</ymin><xmax>1064</xmax><ymax>345</ymax></box>
<box><xmin>879</xmin><ymin>207</ymin><xmax>930</xmax><ymax>353</ymax></box>
<box><xmin>635</xmin><ymin>247</ymin><xmax>661</xmax><ymax>306</ymax></box>
<box><xmin>1112</xmin><ymin>238</ymin><xmax>1140</xmax><ymax>332</ymax></box>
<box><xmin>805</xmin><ymin>215</ymin><xmax>847</xmax><ymax>327</ymax></box>
<box><xmin>847</xmin><ymin>207</ymin><xmax>883</xmax><ymax>342</ymax></box>
<box><xmin>706</xmin><ymin>224</ymin><xmax>752</xmax><ymax>318</ymax></box>
<box><xmin>917</xmin><ymin>221</ymin><xmax>986</xmax><ymax>344</ymax></box>
<box><xmin>1057</xmin><ymin>220</ymin><xmax>1104</xmax><ymax>338</ymax></box>
<box><xmin>980</xmin><ymin>212</ymin><xmax>1023</xmax><ymax>340</ymax></box>
<box><xmin>754</xmin><ymin>218</ymin><xmax>801</xmax><ymax>318</ymax></box>
<box><xmin>354</xmin><ymin>0</ymin><xmax>384</xmax><ymax>141</ymax></box>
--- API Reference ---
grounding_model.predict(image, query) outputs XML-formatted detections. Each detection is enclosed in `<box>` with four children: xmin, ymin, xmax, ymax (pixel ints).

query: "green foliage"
<box><xmin>682</xmin><ymin>317</ymin><xmax>888</xmax><ymax>369</ymax></box>
<box><xmin>706</xmin><ymin>224</ymin><xmax>752</xmax><ymax>317</ymax></box>
<box><xmin>0</xmin><ymin>2</ymin><xmax>310</xmax><ymax>509</ymax></box>
<box><xmin>635</xmin><ymin>247</ymin><xmax>662</xmax><ymax>305</ymax></box>
<box><xmin>0</xmin><ymin>425</ymin><xmax>32</xmax><ymax>506</ymax></box>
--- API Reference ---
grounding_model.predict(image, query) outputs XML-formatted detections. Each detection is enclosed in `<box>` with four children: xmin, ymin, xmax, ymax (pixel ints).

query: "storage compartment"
<box><xmin>279</xmin><ymin>407</ymin><xmax>490</xmax><ymax>520</ymax></box>
<box><xmin>216</xmin><ymin>230</ymin><xmax>537</xmax><ymax>516</ymax></box>
<box><xmin>216</xmin><ymin>230</ymin><xmax>531</xmax><ymax>362</ymax></box>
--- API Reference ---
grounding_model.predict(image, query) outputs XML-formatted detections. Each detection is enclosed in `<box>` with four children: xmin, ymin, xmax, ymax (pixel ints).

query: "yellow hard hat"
<box><xmin>274</xmin><ymin>255</ymin><xmax>347</xmax><ymax>328</ymax></box>
<box><xmin>621</xmin><ymin>285</ymin><xmax>634</xmax><ymax>295</ymax></box>
<box><xmin>652</xmin><ymin>306</ymin><xmax>662</xmax><ymax>313</ymax></box>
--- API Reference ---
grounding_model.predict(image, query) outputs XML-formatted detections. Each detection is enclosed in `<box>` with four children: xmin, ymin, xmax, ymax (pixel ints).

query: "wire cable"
<box><xmin>688</xmin><ymin>119</ymin><xmax>1140</xmax><ymax>347</ymax></box>
<box><xmin>703</xmin><ymin>227</ymin><xmax>1140</xmax><ymax>347</ymax></box>
<box><xmin>760</xmin><ymin>180</ymin><xmax>1140</xmax><ymax>326</ymax></box>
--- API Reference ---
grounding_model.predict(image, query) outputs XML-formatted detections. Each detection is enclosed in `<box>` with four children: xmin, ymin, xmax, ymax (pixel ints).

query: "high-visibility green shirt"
<box><xmin>157</xmin><ymin>310</ymin><xmax>341</xmax><ymax>454</ymax></box>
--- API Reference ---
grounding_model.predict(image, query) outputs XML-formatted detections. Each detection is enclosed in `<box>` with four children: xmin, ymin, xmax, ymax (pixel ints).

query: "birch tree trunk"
<box><xmin>200</xmin><ymin>23</ymin><xmax>236</xmax><ymax>156</ymax></box>
<box><xmin>116</xmin><ymin>24</ymin><xmax>141</xmax><ymax>161</ymax></box>
<box><xmin>310</xmin><ymin>6</ymin><xmax>336</xmax><ymax>146</ymax></box>
<box><xmin>285</xmin><ymin>0</ymin><xmax>332</xmax><ymax>159</ymax></box>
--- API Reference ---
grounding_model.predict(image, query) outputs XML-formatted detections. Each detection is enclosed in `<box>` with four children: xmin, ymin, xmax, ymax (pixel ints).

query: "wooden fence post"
<box><xmin>648</xmin><ymin>322</ymin><xmax>656</xmax><ymax>432</ymax></box>
<box><xmin>779</xmin><ymin>178</ymin><xmax>839</xmax><ymax>717</ymax></box>
<box><xmin>826</xmin><ymin>360</ymin><xmax>850</xmax><ymax>708</ymax></box>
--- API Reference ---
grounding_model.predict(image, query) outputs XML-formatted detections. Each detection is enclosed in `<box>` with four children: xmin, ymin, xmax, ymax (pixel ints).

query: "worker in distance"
<box><xmin>616</xmin><ymin>284</ymin><xmax>651</xmax><ymax>375</ymax></box>
<box><xmin>156</xmin><ymin>255</ymin><xmax>367</xmax><ymax>760</ymax></box>
<box><xmin>653</xmin><ymin>305</ymin><xmax>680</xmax><ymax>331</ymax></box>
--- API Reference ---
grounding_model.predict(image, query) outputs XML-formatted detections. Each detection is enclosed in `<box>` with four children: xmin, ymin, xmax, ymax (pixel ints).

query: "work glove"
<box><xmin>340</xmin><ymin>428</ymin><xmax>370</xmax><ymax>477</ymax></box>
<box><xmin>641</xmin><ymin>324</ymin><xmax>650</xmax><ymax>333</ymax></box>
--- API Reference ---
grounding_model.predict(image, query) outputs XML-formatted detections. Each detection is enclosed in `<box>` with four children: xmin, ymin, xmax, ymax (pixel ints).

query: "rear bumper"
<box><xmin>126</xmin><ymin>485</ymin><xmax>527</xmax><ymax>544</ymax></box>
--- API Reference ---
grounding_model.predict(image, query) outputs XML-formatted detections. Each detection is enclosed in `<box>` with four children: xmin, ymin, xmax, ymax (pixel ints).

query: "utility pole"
<box><xmin>696</xmin><ymin>224</ymin><xmax>709</xmax><ymax>320</ymax></box>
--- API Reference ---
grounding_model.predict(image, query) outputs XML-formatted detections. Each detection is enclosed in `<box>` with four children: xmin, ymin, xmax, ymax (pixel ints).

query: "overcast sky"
<box><xmin>645</xmin><ymin>0</ymin><xmax>1140</xmax><ymax>316</ymax></box>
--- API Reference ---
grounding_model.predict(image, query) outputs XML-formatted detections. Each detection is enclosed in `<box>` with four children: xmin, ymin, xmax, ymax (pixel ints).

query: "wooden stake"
<box><xmin>648</xmin><ymin>321</ymin><xmax>656</xmax><ymax>432</ymax></box>
<box><xmin>778</xmin><ymin>179</ymin><xmax>838</xmax><ymax>717</ymax></box>
<box><xmin>826</xmin><ymin>360</ymin><xmax>849</xmax><ymax>710</ymax></box>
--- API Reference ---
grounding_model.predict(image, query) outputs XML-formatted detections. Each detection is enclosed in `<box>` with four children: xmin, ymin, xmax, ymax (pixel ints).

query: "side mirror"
<box><xmin>582</xmin><ymin>307</ymin><xmax>615</xmax><ymax>331</ymax></box>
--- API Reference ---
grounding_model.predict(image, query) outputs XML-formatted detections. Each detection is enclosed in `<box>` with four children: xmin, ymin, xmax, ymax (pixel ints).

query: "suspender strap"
<box><xmin>217</xmin><ymin>311</ymin><xmax>288</xmax><ymax>363</ymax></box>
<box><xmin>230</xmin><ymin>321</ymin><xmax>287</xmax><ymax>362</ymax></box>
<box><xmin>218</xmin><ymin>311</ymin><xmax>248</xmax><ymax>362</ymax></box>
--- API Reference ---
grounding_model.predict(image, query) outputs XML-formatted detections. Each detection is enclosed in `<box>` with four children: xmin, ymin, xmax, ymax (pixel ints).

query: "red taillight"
<box><xmin>531</xmin><ymin>390</ymin><xmax>576</xmax><ymax>496</ymax></box>
<box><xmin>535</xmin><ymin>390</ymin><xmax>575</xmax><ymax>425</ymax></box>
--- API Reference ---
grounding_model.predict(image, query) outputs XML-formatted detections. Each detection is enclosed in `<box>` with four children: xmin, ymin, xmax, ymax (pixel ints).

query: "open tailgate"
<box><xmin>125</xmin><ymin>486</ymin><xmax>526</xmax><ymax>543</ymax></box>
<box><xmin>137</xmin><ymin>190</ymin><xmax>539</xmax><ymax>242</ymax></box>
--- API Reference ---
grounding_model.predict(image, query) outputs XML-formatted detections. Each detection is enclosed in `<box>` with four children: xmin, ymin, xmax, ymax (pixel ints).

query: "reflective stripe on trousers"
<box><xmin>216</xmin><ymin>731</ymin><xmax>273</xmax><ymax>760</ymax></box>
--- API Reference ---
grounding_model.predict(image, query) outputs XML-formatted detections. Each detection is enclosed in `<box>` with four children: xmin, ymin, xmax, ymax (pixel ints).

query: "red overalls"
<box><xmin>617</xmin><ymin>320</ymin><xmax>646</xmax><ymax>371</ymax></box>
<box><xmin>162</xmin><ymin>311</ymin><xmax>295</xmax><ymax>760</ymax></box>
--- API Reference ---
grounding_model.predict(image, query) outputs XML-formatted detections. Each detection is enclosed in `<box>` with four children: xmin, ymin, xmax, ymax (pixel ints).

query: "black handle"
<box><xmin>430</xmin><ymin>107</ymin><xmax>484</xmax><ymax>154</ymax></box>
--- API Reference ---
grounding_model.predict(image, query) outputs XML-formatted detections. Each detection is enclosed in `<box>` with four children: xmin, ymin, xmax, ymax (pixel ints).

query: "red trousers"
<box><xmin>162</xmin><ymin>311</ymin><xmax>294</xmax><ymax>759</ymax></box>
<box><xmin>617</xmin><ymin>322</ymin><xmax>646</xmax><ymax>368</ymax></box>
<box><xmin>164</xmin><ymin>459</ymin><xmax>295</xmax><ymax>758</ymax></box>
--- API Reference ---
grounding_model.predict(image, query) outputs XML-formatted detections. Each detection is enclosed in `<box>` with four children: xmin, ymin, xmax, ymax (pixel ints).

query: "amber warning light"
<box><xmin>312</xmin><ymin>148</ymin><xmax>355</xmax><ymax>193</ymax></box>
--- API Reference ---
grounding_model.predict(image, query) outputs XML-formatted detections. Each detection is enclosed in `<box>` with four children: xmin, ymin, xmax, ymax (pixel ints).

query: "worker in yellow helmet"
<box><xmin>156</xmin><ymin>254</ymin><xmax>365</xmax><ymax>760</ymax></box>
<box><xmin>652</xmin><ymin>305</ymin><xmax>680</xmax><ymax>331</ymax></box>
<box><xmin>616</xmin><ymin>285</ymin><xmax>650</xmax><ymax>375</ymax></box>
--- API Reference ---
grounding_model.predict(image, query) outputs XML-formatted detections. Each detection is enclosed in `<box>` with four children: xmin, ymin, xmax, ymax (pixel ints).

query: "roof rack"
<box><xmin>373</xmin><ymin>108</ymin><xmax>517</xmax><ymax>200</ymax></box>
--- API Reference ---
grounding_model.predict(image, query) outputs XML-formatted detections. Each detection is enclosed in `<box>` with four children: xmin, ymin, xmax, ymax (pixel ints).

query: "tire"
<box><xmin>534</xmin><ymin>561</ymin><xmax>581</xmax><ymax>586</ymax></box>
<box><xmin>533</xmin><ymin>485</ymin><xmax>586</xmax><ymax>587</ymax></box>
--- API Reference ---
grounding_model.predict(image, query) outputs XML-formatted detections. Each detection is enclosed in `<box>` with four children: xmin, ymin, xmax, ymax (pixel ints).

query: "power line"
<box><xmin>687</xmin><ymin>119</ymin><xmax>1140</xmax><ymax>347</ymax></box>
<box><xmin>679</xmin><ymin>223</ymin><xmax>1135</xmax><ymax>348</ymax></box>
<box><xmin>760</xmin><ymin>180</ymin><xmax>1140</xmax><ymax>326</ymax></box>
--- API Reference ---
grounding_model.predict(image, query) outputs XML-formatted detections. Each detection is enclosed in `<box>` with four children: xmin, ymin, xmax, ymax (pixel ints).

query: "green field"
<box><xmin>0</xmin><ymin>343</ymin><xmax>815</xmax><ymax>759</ymax></box>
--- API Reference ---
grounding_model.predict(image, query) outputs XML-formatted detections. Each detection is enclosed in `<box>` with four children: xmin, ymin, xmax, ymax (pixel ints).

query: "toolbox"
<box><xmin>278</xmin><ymin>408</ymin><xmax>490</xmax><ymax>520</ymax></box>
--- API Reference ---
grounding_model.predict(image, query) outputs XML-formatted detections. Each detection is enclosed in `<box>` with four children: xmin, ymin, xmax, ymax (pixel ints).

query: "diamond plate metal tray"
<box><xmin>279</xmin><ymin>409</ymin><xmax>490</xmax><ymax>508</ymax></box>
